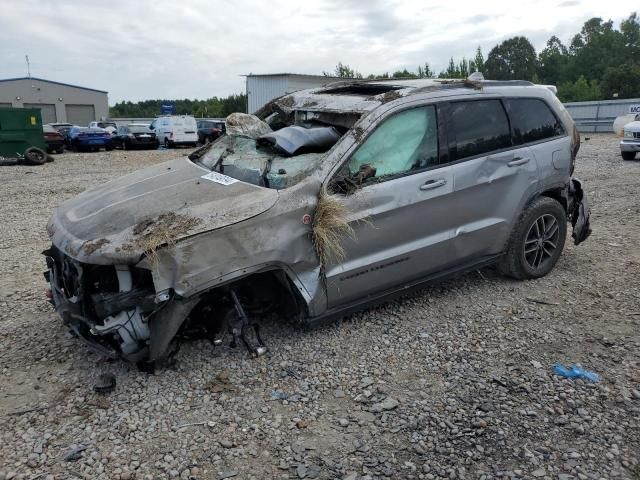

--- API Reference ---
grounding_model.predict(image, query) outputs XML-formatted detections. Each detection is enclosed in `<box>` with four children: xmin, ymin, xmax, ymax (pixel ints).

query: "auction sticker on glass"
<box><xmin>201</xmin><ymin>171</ymin><xmax>238</xmax><ymax>186</ymax></box>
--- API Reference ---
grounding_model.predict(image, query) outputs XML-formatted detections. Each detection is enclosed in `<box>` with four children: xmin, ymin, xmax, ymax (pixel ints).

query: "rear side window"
<box><xmin>449</xmin><ymin>100</ymin><xmax>511</xmax><ymax>161</ymax></box>
<box><xmin>504</xmin><ymin>98</ymin><xmax>565</xmax><ymax>144</ymax></box>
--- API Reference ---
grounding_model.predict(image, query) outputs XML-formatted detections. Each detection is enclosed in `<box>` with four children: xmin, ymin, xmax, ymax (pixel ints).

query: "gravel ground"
<box><xmin>0</xmin><ymin>136</ymin><xmax>639</xmax><ymax>480</ymax></box>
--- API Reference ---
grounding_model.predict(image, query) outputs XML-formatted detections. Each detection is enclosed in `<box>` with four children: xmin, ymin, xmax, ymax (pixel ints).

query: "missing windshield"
<box><xmin>197</xmin><ymin>116</ymin><xmax>344</xmax><ymax>190</ymax></box>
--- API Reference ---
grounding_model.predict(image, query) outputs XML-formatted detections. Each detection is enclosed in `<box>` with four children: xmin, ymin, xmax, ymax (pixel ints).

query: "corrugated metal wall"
<box><xmin>247</xmin><ymin>76</ymin><xmax>289</xmax><ymax>114</ymax></box>
<box><xmin>564</xmin><ymin>99</ymin><xmax>640</xmax><ymax>133</ymax></box>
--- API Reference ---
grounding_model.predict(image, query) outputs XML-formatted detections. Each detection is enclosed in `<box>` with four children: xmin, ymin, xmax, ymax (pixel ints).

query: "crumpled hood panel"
<box><xmin>47</xmin><ymin>157</ymin><xmax>278</xmax><ymax>264</ymax></box>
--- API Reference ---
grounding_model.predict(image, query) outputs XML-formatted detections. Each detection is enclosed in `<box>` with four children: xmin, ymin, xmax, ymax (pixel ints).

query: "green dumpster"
<box><xmin>0</xmin><ymin>107</ymin><xmax>49</xmax><ymax>165</ymax></box>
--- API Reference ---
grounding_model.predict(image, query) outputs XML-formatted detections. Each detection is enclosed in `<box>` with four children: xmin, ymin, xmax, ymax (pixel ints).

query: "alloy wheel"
<box><xmin>523</xmin><ymin>213</ymin><xmax>560</xmax><ymax>270</ymax></box>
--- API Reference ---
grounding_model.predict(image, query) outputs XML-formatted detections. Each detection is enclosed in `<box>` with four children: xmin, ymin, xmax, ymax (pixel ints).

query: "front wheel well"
<box><xmin>182</xmin><ymin>270</ymin><xmax>307</xmax><ymax>337</ymax></box>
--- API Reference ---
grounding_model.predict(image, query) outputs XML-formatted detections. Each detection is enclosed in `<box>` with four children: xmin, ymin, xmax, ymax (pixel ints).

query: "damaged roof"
<box><xmin>258</xmin><ymin>78</ymin><xmax>535</xmax><ymax>116</ymax></box>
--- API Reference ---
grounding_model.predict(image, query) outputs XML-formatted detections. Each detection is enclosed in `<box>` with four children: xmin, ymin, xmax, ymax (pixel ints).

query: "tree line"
<box><xmin>110</xmin><ymin>12</ymin><xmax>638</xmax><ymax>117</ymax></box>
<box><xmin>325</xmin><ymin>13</ymin><xmax>640</xmax><ymax>102</ymax></box>
<box><xmin>110</xmin><ymin>94</ymin><xmax>246</xmax><ymax>118</ymax></box>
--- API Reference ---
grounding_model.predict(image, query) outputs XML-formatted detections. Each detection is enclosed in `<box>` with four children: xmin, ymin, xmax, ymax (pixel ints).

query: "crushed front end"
<box><xmin>43</xmin><ymin>245</ymin><xmax>160</xmax><ymax>362</ymax></box>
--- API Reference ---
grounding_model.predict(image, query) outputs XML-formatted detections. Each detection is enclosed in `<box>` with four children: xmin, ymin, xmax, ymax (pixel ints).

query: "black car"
<box><xmin>113</xmin><ymin>125</ymin><xmax>159</xmax><ymax>150</ymax></box>
<box><xmin>197</xmin><ymin>120</ymin><xmax>225</xmax><ymax>145</ymax></box>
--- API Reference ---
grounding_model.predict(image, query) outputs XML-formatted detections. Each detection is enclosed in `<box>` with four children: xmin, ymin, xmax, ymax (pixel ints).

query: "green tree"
<box><xmin>601</xmin><ymin>63</ymin><xmax>640</xmax><ymax>98</ymax></box>
<box><xmin>417</xmin><ymin>62</ymin><xmax>433</xmax><ymax>78</ymax></box>
<box><xmin>537</xmin><ymin>36</ymin><xmax>569</xmax><ymax>84</ymax></box>
<box><xmin>323</xmin><ymin>62</ymin><xmax>363</xmax><ymax>79</ymax></box>
<box><xmin>557</xmin><ymin>75</ymin><xmax>602</xmax><ymax>102</ymax></box>
<box><xmin>485</xmin><ymin>36</ymin><xmax>537</xmax><ymax>80</ymax></box>
<box><xmin>473</xmin><ymin>46</ymin><xmax>485</xmax><ymax>73</ymax></box>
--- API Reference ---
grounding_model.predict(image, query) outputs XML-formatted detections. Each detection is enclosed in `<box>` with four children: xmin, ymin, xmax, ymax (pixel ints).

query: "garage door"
<box><xmin>65</xmin><ymin>104</ymin><xmax>95</xmax><ymax>126</ymax></box>
<box><xmin>23</xmin><ymin>103</ymin><xmax>57</xmax><ymax>123</ymax></box>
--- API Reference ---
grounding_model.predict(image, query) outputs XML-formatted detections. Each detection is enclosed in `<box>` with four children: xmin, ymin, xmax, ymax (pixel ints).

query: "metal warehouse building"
<box><xmin>245</xmin><ymin>73</ymin><xmax>344</xmax><ymax>113</ymax></box>
<box><xmin>0</xmin><ymin>77</ymin><xmax>108</xmax><ymax>125</ymax></box>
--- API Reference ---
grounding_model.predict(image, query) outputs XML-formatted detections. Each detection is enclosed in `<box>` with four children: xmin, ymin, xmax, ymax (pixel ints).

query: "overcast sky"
<box><xmin>0</xmin><ymin>0</ymin><xmax>633</xmax><ymax>104</ymax></box>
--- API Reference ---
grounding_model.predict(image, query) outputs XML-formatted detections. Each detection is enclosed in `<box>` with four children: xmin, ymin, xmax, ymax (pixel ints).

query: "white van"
<box><xmin>150</xmin><ymin>115</ymin><xmax>198</xmax><ymax>148</ymax></box>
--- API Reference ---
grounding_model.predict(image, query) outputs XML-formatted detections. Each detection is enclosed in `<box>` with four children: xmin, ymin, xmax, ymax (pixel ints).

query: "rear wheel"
<box><xmin>164</xmin><ymin>138</ymin><xmax>172</xmax><ymax>149</ymax></box>
<box><xmin>55</xmin><ymin>146</ymin><xmax>64</xmax><ymax>154</ymax></box>
<box><xmin>621</xmin><ymin>151</ymin><xmax>636</xmax><ymax>160</ymax></box>
<box><xmin>498</xmin><ymin>197</ymin><xmax>567</xmax><ymax>280</ymax></box>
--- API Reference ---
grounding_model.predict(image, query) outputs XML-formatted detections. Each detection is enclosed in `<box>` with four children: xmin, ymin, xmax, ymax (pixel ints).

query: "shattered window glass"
<box><xmin>198</xmin><ymin>134</ymin><xmax>325</xmax><ymax>190</ymax></box>
<box><xmin>343</xmin><ymin>106</ymin><xmax>438</xmax><ymax>183</ymax></box>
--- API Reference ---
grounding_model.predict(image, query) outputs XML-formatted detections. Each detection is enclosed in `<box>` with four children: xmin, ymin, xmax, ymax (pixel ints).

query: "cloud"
<box><xmin>0</xmin><ymin>0</ymin><xmax>633</xmax><ymax>104</ymax></box>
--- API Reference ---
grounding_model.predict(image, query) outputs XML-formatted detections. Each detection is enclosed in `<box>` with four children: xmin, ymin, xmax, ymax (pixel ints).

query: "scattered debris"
<box><xmin>174</xmin><ymin>421</ymin><xmax>206</xmax><ymax>429</ymax></box>
<box><xmin>127</xmin><ymin>212</ymin><xmax>201</xmax><ymax>262</ymax></box>
<box><xmin>526</xmin><ymin>297</ymin><xmax>560</xmax><ymax>306</ymax></box>
<box><xmin>63</xmin><ymin>445</ymin><xmax>88</xmax><ymax>462</ymax></box>
<box><xmin>553</xmin><ymin>363</ymin><xmax>600</xmax><ymax>382</ymax></box>
<box><xmin>6</xmin><ymin>405</ymin><xmax>48</xmax><ymax>416</ymax></box>
<box><xmin>271</xmin><ymin>390</ymin><xmax>289</xmax><ymax>401</ymax></box>
<box><xmin>93</xmin><ymin>373</ymin><xmax>116</xmax><ymax>394</ymax></box>
<box><xmin>225</xmin><ymin>113</ymin><xmax>272</xmax><ymax>138</ymax></box>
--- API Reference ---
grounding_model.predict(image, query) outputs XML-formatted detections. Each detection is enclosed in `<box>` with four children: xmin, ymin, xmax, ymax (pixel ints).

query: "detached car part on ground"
<box><xmin>44</xmin><ymin>77</ymin><xmax>592</xmax><ymax>368</ymax></box>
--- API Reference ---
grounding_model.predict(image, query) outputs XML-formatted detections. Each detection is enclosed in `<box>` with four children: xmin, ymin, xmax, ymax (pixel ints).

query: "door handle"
<box><xmin>420</xmin><ymin>179</ymin><xmax>447</xmax><ymax>191</ymax></box>
<box><xmin>508</xmin><ymin>157</ymin><xmax>530</xmax><ymax>167</ymax></box>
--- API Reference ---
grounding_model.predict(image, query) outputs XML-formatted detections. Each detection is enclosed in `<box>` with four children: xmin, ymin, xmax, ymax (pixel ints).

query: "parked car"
<box><xmin>89</xmin><ymin>121</ymin><xmax>117</xmax><ymax>135</ymax></box>
<box><xmin>44</xmin><ymin>76</ymin><xmax>591</xmax><ymax>367</ymax></box>
<box><xmin>43</xmin><ymin>124</ymin><xmax>65</xmax><ymax>154</ymax></box>
<box><xmin>620</xmin><ymin>114</ymin><xmax>640</xmax><ymax>160</ymax></box>
<box><xmin>150</xmin><ymin>115</ymin><xmax>198</xmax><ymax>148</ymax></box>
<box><xmin>197</xmin><ymin>119</ymin><xmax>225</xmax><ymax>145</ymax></box>
<box><xmin>66</xmin><ymin>127</ymin><xmax>114</xmax><ymax>152</ymax></box>
<box><xmin>48</xmin><ymin>122</ymin><xmax>74</xmax><ymax>139</ymax></box>
<box><xmin>113</xmin><ymin>124</ymin><xmax>159</xmax><ymax>150</ymax></box>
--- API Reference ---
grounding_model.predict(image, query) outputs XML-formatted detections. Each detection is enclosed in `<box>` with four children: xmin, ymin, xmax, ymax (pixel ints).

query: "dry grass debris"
<box><xmin>311</xmin><ymin>188</ymin><xmax>354</xmax><ymax>270</ymax></box>
<box><xmin>129</xmin><ymin>212</ymin><xmax>201</xmax><ymax>262</ymax></box>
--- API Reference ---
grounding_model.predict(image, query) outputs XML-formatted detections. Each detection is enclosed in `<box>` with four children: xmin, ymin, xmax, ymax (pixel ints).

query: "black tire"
<box><xmin>498</xmin><ymin>197</ymin><xmax>567</xmax><ymax>280</ymax></box>
<box><xmin>164</xmin><ymin>138</ymin><xmax>171</xmax><ymax>149</ymax></box>
<box><xmin>122</xmin><ymin>140</ymin><xmax>128</xmax><ymax>150</ymax></box>
<box><xmin>621</xmin><ymin>151</ymin><xmax>636</xmax><ymax>160</ymax></box>
<box><xmin>23</xmin><ymin>147</ymin><xmax>47</xmax><ymax>165</ymax></box>
<box><xmin>56</xmin><ymin>146</ymin><xmax>64</xmax><ymax>154</ymax></box>
<box><xmin>106</xmin><ymin>145</ymin><xmax>114</xmax><ymax>151</ymax></box>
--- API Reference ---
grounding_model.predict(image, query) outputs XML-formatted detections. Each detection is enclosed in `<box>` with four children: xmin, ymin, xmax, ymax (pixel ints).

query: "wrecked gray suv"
<box><xmin>44</xmin><ymin>77</ymin><xmax>591</xmax><ymax>368</ymax></box>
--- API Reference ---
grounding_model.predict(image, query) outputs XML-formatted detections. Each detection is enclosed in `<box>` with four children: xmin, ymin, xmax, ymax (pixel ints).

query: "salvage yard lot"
<box><xmin>0</xmin><ymin>135</ymin><xmax>639</xmax><ymax>479</ymax></box>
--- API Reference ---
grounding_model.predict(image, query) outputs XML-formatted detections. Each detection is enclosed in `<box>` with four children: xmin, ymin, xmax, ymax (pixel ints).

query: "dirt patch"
<box><xmin>276</xmin><ymin>96</ymin><xmax>295</xmax><ymax>109</ymax></box>
<box><xmin>379</xmin><ymin>90</ymin><xmax>402</xmax><ymax>103</ymax></box>
<box><xmin>125</xmin><ymin>212</ymin><xmax>201</xmax><ymax>259</ymax></box>
<box><xmin>81</xmin><ymin>238</ymin><xmax>110</xmax><ymax>255</ymax></box>
<box><xmin>351</xmin><ymin>126</ymin><xmax>365</xmax><ymax>142</ymax></box>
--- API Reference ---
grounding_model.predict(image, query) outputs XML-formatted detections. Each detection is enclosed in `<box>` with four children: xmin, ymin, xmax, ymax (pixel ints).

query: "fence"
<box><xmin>564</xmin><ymin>99</ymin><xmax>640</xmax><ymax>133</ymax></box>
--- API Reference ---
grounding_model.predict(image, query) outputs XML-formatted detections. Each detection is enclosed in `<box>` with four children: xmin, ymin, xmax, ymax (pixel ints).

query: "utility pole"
<box><xmin>25</xmin><ymin>55</ymin><xmax>31</xmax><ymax>78</ymax></box>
